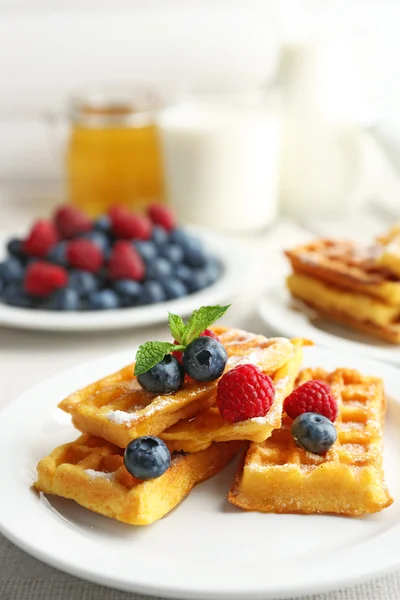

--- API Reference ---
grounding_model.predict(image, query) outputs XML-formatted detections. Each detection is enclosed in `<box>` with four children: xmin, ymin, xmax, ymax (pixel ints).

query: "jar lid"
<box><xmin>69</xmin><ymin>84</ymin><xmax>164</xmax><ymax>127</ymax></box>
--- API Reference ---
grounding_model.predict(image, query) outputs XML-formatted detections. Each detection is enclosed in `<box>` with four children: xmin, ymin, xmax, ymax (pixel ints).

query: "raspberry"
<box><xmin>66</xmin><ymin>239</ymin><xmax>103</xmax><ymax>273</ymax></box>
<box><xmin>284</xmin><ymin>380</ymin><xmax>338</xmax><ymax>422</ymax></box>
<box><xmin>148</xmin><ymin>204</ymin><xmax>176</xmax><ymax>231</ymax></box>
<box><xmin>172</xmin><ymin>329</ymin><xmax>221</xmax><ymax>363</ymax></box>
<box><xmin>217</xmin><ymin>364</ymin><xmax>275</xmax><ymax>423</ymax></box>
<box><xmin>111</xmin><ymin>211</ymin><xmax>152</xmax><ymax>240</ymax></box>
<box><xmin>24</xmin><ymin>261</ymin><xmax>68</xmax><ymax>297</ymax></box>
<box><xmin>108</xmin><ymin>241</ymin><xmax>145</xmax><ymax>281</ymax></box>
<box><xmin>23</xmin><ymin>220</ymin><xmax>58</xmax><ymax>257</ymax></box>
<box><xmin>54</xmin><ymin>205</ymin><xmax>92</xmax><ymax>239</ymax></box>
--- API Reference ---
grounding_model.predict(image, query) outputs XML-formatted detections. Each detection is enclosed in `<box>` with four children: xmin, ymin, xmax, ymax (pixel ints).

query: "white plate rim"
<box><xmin>0</xmin><ymin>226</ymin><xmax>244</xmax><ymax>332</ymax></box>
<box><xmin>1</xmin><ymin>346</ymin><xmax>400</xmax><ymax>600</ymax></box>
<box><xmin>258</xmin><ymin>286</ymin><xmax>400</xmax><ymax>366</ymax></box>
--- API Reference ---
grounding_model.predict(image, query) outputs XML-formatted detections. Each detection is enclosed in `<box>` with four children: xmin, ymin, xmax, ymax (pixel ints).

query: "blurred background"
<box><xmin>1</xmin><ymin>0</ymin><xmax>400</xmax><ymax>228</ymax></box>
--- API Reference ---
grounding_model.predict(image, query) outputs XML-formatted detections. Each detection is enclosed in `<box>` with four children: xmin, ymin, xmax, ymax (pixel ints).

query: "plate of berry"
<box><xmin>0</xmin><ymin>204</ymin><xmax>242</xmax><ymax>331</ymax></box>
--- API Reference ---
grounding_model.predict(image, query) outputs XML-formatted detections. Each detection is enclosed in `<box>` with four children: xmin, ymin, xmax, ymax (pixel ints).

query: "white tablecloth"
<box><xmin>1</xmin><ymin>202</ymin><xmax>399</xmax><ymax>600</ymax></box>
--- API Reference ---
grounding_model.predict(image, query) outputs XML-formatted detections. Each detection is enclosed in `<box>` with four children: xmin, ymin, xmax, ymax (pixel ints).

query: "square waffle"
<box><xmin>35</xmin><ymin>434</ymin><xmax>243</xmax><ymax>525</ymax></box>
<box><xmin>285</xmin><ymin>239</ymin><xmax>400</xmax><ymax>305</ymax></box>
<box><xmin>59</xmin><ymin>327</ymin><xmax>296</xmax><ymax>448</ymax></box>
<box><xmin>161</xmin><ymin>341</ymin><xmax>304</xmax><ymax>453</ymax></box>
<box><xmin>376</xmin><ymin>224</ymin><xmax>400</xmax><ymax>278</ymax></box>
<box><xmin>228</xmin><ymin>367</ymin><xmax>393</xmax><ymax>515</ymax></box>
<box><xmin>287</xmin><ymin>272</ymin><xmax>400</xmax><ymax>344</ymax></box>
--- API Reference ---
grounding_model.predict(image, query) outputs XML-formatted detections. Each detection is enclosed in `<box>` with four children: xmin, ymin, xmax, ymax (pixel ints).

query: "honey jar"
<box><xmin>66</xmin><ymin>86</ymin><xmax>165</xmax><ymax>216</ymax></box>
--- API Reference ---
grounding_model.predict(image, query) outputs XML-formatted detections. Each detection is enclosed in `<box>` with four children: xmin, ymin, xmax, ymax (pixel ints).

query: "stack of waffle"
<box><xmin>285</xmin><ymin>234</ymin><xmax>400</xmax><ymax>344</ymax></box>
<box><xmin>34</xmin><ymin>326</ymin><xmax>304</xmax><ymax>525</ymax></box>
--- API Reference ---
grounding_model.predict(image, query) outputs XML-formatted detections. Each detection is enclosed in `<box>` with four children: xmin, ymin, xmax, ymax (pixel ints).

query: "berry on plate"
<box><xmin>140</xmin><ymin>280</ymin><xmax>166</xmax><ymax>304</ymax></box>
<box><xmin>54</xmin><ymin>205</ymin><xmax>92</xmax><ymax>239</ymax></box>
<box><xmin>163</xmin><ymin>278</ymin><xmax>188</xmax><ymax>300</ymax></box>
<box><xmin>183</xmin><ymin>336</ymin><xmax>227</xmax><ymax>382</ymax></box>
<box><xmin>137</xmin><ymin>354</ymin><xmax>184</xmax><ymax>394</ymax></box>
<box><xmin>124</xmin><ymin>436</ymin><xmax>171</xmax><ymax>480</ymax></box>
<box><xmin>114</xmin><ymin>279</ymin><xmax>142</xmax><ymax>307</ymax></box>
<box><xmin>24</xmin><ymin>261</ymin><xmax>69</xmax><ymax>297</ymax></box>
<box><xmin>66</xmin><ymin>239</ymin><xmax>103</xmax><ymax>273</ymax></box>
<box><xmin>134</xmin><ymin>240</ymin><xmax>158</xmax><ymax>263</ymax></box>
<box><xmin>217</xmin><ymin>364</ymin><xmax>275</xmax><ymax>423</ymax></box>
<box><xmin>108</xmin><ymin>241</ymin><xmax>145</xmax><ymax>281</ymax></box>
<box><xmin>152</xmin><ymin>225</ymin><xmax>169</xmax><ymax>246</ymax></box>
<box><xmin>68</xmin><ymin>270</ymin><xmax>99</xmax><ymax>297</ymax></box>
<box><xmin>146</xmin><ymin>257</ymin><xmax>172</xmax><ymax>281</ymax></box>
<box><xmin>284</xmin><ymin>380</ymin><xmax>338</xmax><ymax>422</ymax></box>
<box><xmin>2</xmin><ymin>283</ymin><xmax>34</xmax><ymax>308</ymax></box>
<box><xmin>23</xmin><ymin>220</ymin><xmax>58</xmax><ymax>257</ymax></box>
<box><xmin>87</xmin><ymin>289</ymin><xmax>120</xmax><ymax>310</ymax></box>
<box><xmin>47</xmin><ymin>241</ymin><xmax>67</xmax><ymax>266</ymax></box>
<box><xmin>111</xmin><ymin>211</ymin><xmax>152</xmax><ymax>241</ymax></box>
<box><xmin>46</xmin><ymin>288</ymin><xmax>80</xmax><ymax>311</ymax></box>
<box><xmin>147</xmin><ymin>203</ymin><xmax>176</xmax><ymax>231</ymax></box>
<box><xmin>292</xmin><ymin>412</ymin><xmax>337</xmax><ymax>454</ymax></box>
<box><xmin>6</xmin><ymin>238</ymin><xmax>24</xmax><ymax>259</ymax></box>
<box><xmin>0</xmin><ymin>258</ymin><xmax>24</xmax><ymax>284</ymax></box>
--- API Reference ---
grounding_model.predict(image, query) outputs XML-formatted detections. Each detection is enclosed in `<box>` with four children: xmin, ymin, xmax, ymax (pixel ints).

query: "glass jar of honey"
<box><xmin>66</xmin><ymin>86</ymin><xmax>165</xmax><ymax>216</ymax></box>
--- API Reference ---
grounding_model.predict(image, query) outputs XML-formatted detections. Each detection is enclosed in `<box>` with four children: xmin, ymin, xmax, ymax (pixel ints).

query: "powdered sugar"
<box><xmin>107</xmin><ymin>397</ymin><xmax>171</xmax><ymax>425</ymax></box>
<box><xmin>85</xmin><ymin>469</ymin><xmax>116</xmax><ymax>481</ymax></box>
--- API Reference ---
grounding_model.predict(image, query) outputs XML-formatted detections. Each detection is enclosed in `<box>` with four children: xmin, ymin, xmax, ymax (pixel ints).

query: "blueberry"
<box><xmin>94</xmin><ymin>215</ymin><xmax>111</xmax><ymax>232</ymax></box>
<box><xmin>159</xmin><ymin>243</ymin><xmax>184</xmax><ymax>264</ymax></box>
<box><xmin>169</xmin><ymin>228</ymin><xmax>191</xmax><ymax>246</ymax></box>
<box><xmin>175</xmin><ymin>264</ymin><xmax>192</xmax><ymax>284</ymax></box>
<box><xmin>163</xmin><ymin>278</ymin><xmax>188</xmax><ymax>300</ymax></box>
<box><xmin>124</xmin><ymin>436</ymin><xmax>171</xmax><ymax>480</ymax></box>
<box><xmin>69</xmin><ymin>270</ymin><xmax>99</xmax><ymax>297</ymax></box>
<box><xmin>134</xmin><ymin>240</ymin><xmax>158</xmax><ymax>263</ymax></box>
<box><xmin>137</xmin><ymin>355</ymin><xmax>184</xmax><ymax>394</ymax></box>
<box><xmin>2</xmin><ymin>283</ymin><xmax>33</xmax><ymax>308</ymax></box>
<box><xmin>146</xmin><ymin>257</ymin><xmax>173</xmax><ymax>281</ymax></box>
<box><xmin>186</xmin><ymin>269</ymin><xmax>209</xmax><ymax>293</ymax></box>
<box><xmin>87</xmin><ymin>289</ymin><xmax>120</xmax><ymax>310</ymax></box>
<box><xmin>204</xmin><ymin>257</ymin><xmax>221</xmax><ymax>285</ymax></box>
<box><xmin>184</xmin><ymin>243</ymin><xmax>207</xmax><ymax>268</ymax></box>
<box><xmin>152</xmin><ymin>225</ymin><xmax>169</xmax><ymax>246</ymax></box>
<box><xmin>6</xmin><ymin>238</ymin><xmax>24</xmax><ymax>259</ymax></box>
<box><xmin>46</xmin><ymin>288</ymin><xmax>80</xmax><ymax>311</ymax></box>
<box><xmin>292</xmin><ymin>413</ymin><xmax>337</xmax><ymax>454</ymax></box>
<box><xmin>80</xmin><ymin>231</ymin><xmax>109</xmax><ymax>253</ymax></box>
<box><xmin>114</xmin><ymin>279</ymin><xmax>142</xmax><ymax>307</ymax></box>
<box><xmin>183</xmin><ymin>337</ymin><xmax>227</xmax><ymax>382</ymax></box>
<box><xmin>47</xmin><ymin>241</ymin><xmax>67</xmax><ymax>265</ymax></box>
<box><xmin>0</xmin><ymin>258</ymin><xmax>24</xmax><ymax>284</ymax></box>
<box><xmin>140</xmin><ymin>280</ymin><xmax>166</xmax><ymax>304</ymax></box>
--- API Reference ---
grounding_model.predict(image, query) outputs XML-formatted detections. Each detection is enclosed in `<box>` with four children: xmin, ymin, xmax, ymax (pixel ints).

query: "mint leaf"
<box><xmin>134</xmin><ymin>341</ymin><xmax>185</xmax><ymax>376</ymax></box>
<box><xmin>182</xmin><ymin>305</ymin><xmax>230</xmax><ymax>346</ymax></box>
<box><xmin>168</xmin><ymin>312</ymin><xmax>185</xmax><ymax>344</ymax></box>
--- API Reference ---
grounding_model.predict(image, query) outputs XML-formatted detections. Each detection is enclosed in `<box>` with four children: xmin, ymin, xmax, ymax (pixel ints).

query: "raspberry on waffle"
<box><xmin>160</xmin><ymin>337</ymin><xmax>304</xmax><ymax>452</ymax></box>
<box><xmin>58</xmin><ymin>327</ymin><xmax>301</xmax><ymax>449</ymax></box>
<box><xmin>228</xmin><ymin>367</ymin><xmax>393</xmax><ymax>516</ymax></box>
<box><xmin>35</xmin><ymin>434</ymin><xmax>243</xmax><ymax>525</ymax></box>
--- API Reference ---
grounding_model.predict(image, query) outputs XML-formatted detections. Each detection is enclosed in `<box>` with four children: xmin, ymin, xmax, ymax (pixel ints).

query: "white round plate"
<box><xmin>0</xmin><ymin>227</ymin><xmax>243</xmax><ymax>332</ymax></box>
<box><xmin>1</xmin><ymin>346</ymin><xmax>400</xmax><ymax>599</ymax></box>
<box><xmin>259</xmin><ymin>286</ymin><xmax>400</xmax><ymax>366</ymax></box>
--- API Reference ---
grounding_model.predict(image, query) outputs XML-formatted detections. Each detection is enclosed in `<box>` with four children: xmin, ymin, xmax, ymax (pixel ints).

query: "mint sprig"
<box><xmin>134</xmin><ymin>304</ymin><xmax>230</xmax><ymax>376</ymax></box>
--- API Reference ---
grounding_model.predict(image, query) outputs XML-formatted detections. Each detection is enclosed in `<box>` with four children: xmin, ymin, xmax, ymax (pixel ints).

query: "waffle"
<box><xmin>285</xmin><ymin>239</ymin><xmax>400</xmax><ymax>305</ymax></box>
<box><xmin>376</xmin><ymin>224</ymin><xmax>400</xmax><ymax>278</ymax></box>
<box><xmin>228</xmin><ymin>368</ymin><xmax>393</xmax><ymax>515</ymax></box>
<box><xmin>287</xmin><ymin>272</ymin><xmax>400</xmax><ymax>344</ymax></box>
<box><xmin>161</xmin><ymin>341</ymin><xmax>304</xmax><ymax>452</ymax></box>
<box><xmin>35</xmin><ymin>434</ymin><xmax>243</xmax><ymax>525</ymax></box>
<box><xmin>59</xmin><ymin>327</ymin><xmax>296</xmax><ymax>448</ymax></box>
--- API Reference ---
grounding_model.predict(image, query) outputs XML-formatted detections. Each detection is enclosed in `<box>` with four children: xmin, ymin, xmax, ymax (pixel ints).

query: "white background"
<box><xmin>1</xmin><ymin>0</ymin><xmax>400</xmax><ymax>181</ymax></box>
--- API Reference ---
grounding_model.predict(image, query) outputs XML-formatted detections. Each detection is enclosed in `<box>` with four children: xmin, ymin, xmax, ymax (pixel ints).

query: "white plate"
<box><xmin>0</xmin><ymin>227</ymin><xmax>243</xmax><ymax>332</ymax></box>
<box><xmin>1</xmin><ymin>346</ymin><xmax>400</xmax><ymax>599</ymax></box>
<box><xmin>259</xmin><ymin>286</ymin><xmax>400</xmax><ymax>366</ymax></box>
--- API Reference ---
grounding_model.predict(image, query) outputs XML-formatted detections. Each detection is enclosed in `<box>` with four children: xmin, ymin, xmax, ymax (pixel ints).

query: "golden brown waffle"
<box><xmin>35</xmin><ymin>434</ymin><xmax>243</xmax><ymax>525</ymax></box>
<box><xmin>285</xmin><ymin>239</ymin><xmax>400</xmax><ymax>305</ymax></box>
<box><xmin>161</xmin><ymin>342</ymin><xmax>303</xmax><ymax>452</ymax></box>
<box><xmin>59</xmin><ymin>327</ymin><xmax>296</xmax><ymax>448</ymax></box>
<box><xmin>376</xmin><ymin>224</ymin><xmax>400</xmax><ymax>278</ymax></box>
<box><xmin>228</xmin><ymin>368</ymin><xmax>393</xmax><ymax>515</ymax></box>
<box><xmin>287</xmin><ymin>272</ymin><xmax>400</xmax><ymax>344</ymax></box>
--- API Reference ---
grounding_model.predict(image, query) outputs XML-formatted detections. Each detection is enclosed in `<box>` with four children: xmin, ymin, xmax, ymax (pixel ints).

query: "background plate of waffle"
<box><xmin>259</xmin><ymin>287</ymin><xmax>400</xmax><ymax>365</ymax></box>
<box><xmin>0</xmin><ymin>227</ymin><xmax>244</xmax><ymax>332</ymax></box>
<box><xmin>1</xmin><ymin>346</ymin><xmax>400</xmax><ymax>599</ymax></box>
